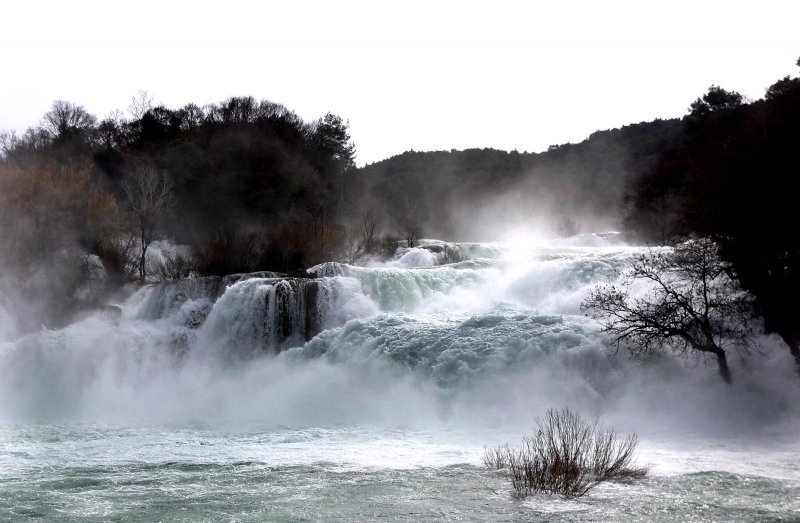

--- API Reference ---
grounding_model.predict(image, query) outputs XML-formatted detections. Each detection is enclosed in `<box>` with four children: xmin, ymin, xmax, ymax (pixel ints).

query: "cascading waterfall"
<box><xmin>135</xmin><ymin>271</ymin><xmax>281</xmax><ymax>321</ymax></box>
<box><xmin>1</xmin><ymin>233</ymin><xmax>794</xmax><ymax>429</ymax></box>
<box><xmin>1</xmin><ymin>233</ymin><xmax>798</xmax><ymax>521</ymax></box>
<box><xmin>195</xmin><ymin>277</ymin><xmax>326</xmax><ymax>357</ymax></box>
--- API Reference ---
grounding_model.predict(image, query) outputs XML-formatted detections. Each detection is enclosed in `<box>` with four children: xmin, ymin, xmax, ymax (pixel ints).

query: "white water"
<box><xmin>1</xmin><ymin>234</ymin><xmax>798</xmax><ymax>521</ymax></box>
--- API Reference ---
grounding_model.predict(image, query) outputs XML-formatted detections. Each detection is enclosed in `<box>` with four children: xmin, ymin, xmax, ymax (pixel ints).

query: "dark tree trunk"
<box><xmin>715</xmin><ymin>350</ymin><xmax>732</xmax><ymax>384</ymax></box>
<box><xmin>694</xmin><ymin>338</ymin><xmax>732</xmax><ymax>384</ymax></box>
<box><xmin>778</xmin><ymin>331</ymin><xmax>800</xmax><ymax>373</ymax></box>
<box><xmin>140</xmin><ymin>236</ymin><xmax>147</xmax><ymax>283</ymax></box>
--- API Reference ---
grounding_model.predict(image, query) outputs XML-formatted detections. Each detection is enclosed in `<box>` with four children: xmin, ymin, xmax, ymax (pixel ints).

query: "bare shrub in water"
<box><xmin>484</xmin><ymin>408</ymin><xmax>647</xmax><ymax>498</ymax></box>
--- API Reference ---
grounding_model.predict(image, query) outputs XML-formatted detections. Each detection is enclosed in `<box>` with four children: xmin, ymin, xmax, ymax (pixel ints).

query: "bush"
<box><xmin>376</xmin><ymin>235</ymin><xmax>402</xmax><ymax>259</ymax></box>
<box><xmin>192</xmin><ymin>229</ymin><xmax>259</xmax><ymax>276</ymax></box>
<box><xmin>149</xmin><ymin>249</ymin><xmax>194</xmax><ymax>283</ymax></box>
<box><xmin>484</xmin><ymin>408</ymin><xmax>646</xmax><ymax>498</ymax></box>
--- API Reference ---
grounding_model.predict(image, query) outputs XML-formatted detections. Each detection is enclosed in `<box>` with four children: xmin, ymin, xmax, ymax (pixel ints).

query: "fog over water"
<box><xmin>1</xmin><ymin>233</ymin><xmax>798</xmax><ymax>520</ymax></box>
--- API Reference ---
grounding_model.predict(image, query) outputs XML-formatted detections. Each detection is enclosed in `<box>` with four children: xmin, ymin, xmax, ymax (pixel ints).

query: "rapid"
<box><xmin>1</xmin><ymin>234</ymin><xmax>798</xmax><ymax>521</ymax></box>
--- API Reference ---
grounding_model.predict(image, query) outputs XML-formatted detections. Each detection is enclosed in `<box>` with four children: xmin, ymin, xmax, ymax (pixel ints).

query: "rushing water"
<box><xmin>1</xmin><ymin>234</ymin><xmax>798</xmax><ymax>521</ymax></box>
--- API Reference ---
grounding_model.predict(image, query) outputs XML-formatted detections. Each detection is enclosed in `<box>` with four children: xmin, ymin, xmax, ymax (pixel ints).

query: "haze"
<box><xmin>1</xmin><ymin>0</ymin><xmax>798</xmax><ymax>165</ymax></box>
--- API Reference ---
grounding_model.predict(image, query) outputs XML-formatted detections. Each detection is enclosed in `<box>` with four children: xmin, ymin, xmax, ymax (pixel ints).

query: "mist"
<box><xmin>2</xmin><ymin>234</ymin><xmax>797</xmax><ymax>439</ymax></box>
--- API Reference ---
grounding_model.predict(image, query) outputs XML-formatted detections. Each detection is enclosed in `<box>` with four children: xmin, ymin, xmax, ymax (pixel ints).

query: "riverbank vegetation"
<box><xmin>621</xmin><ymin>58</ymin><xmax>800</xmax><ymax>367</ymax></box>
<box><xmin>484</xmin><ymin>408</ymin><xmax>647</xmax><ymax>498</ymax></box>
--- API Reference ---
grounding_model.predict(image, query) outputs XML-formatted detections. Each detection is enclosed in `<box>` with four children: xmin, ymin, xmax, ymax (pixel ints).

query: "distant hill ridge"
<box><xmin>350</xmin><ymin>118</ymin><xmax>682</xmax><ymax>239</ymax></box>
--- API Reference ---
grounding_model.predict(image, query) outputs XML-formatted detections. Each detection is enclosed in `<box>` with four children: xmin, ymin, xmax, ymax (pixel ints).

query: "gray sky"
<box><xmin>1</xmin><ymin>0</ymin><xmax>798</xmax><ymax>165</ymax></box>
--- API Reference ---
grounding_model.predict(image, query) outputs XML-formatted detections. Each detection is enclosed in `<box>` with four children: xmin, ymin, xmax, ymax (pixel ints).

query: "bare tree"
<box><xmin>360</xmin><ymin>211</ymin><xmax>378</xmax><ymax>253</ymax></box>
<box><xmin>123</xmin><ymin>165</ymin><xmax>174</xmax><ymax>282</ymax></box>
<box><xmin>128</xmin><ymin>90</ymin><xmax>154</xmax><ymax>120</ymax></box>
<box><xmin>0</xmin><ymin>130</ymin><xmax>17</xmax><ymax>158</ymax></box>
<box><xmin>41</xmin><ymin>100</ymin><xmax>97</xmax><ymax>142</ymax></box>
<box><xmin>177</xmin><ymin>103</ymin><xmax>206</xmax><ymax>131</ymax></box>
<box><xmin>484</xmin><ymin>408</ymin><xmax>646</xmax><ymax>498</ymax></box>
<box><xmin>401</xmin><ymin>197</ymin><xmax>419</xmax><ymax>248</ymax></box>
<box><xmin>582</xmin><ymin>238</ymin><xmax>756</xmax><ymax>383</ymax></box>
<box><xmin>339</xmin><ymin>230</ymin><xmax>366</xmax><ymax>265</ymax></box>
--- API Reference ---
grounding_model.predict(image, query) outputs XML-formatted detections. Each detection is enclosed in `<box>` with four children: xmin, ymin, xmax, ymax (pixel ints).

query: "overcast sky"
<box><xmin>1</xmin><ymin>0</ymin><xmax>798</xmax><ymax>165</ymax></box>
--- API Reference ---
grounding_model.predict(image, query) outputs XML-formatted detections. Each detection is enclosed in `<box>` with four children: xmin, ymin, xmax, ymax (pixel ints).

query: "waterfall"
<box><xmin>0</xmin><ymin>234</ymin><xmax>797</xmax><ymax>435</ymax></box>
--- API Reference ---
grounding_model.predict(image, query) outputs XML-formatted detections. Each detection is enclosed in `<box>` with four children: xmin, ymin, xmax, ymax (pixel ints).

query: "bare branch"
<box><xmin>582</xmin><ymin>238</ymin><xmax>756</xmax><ymax>383</ymax></box>
<box><xmin>123</xmin><ymin>164</ymin><xmax>174</xmax><ymax>282</ymax></box>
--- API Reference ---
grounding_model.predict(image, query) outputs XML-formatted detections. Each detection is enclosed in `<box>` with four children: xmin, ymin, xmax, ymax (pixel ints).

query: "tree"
<box><xmin>128</xmin><ymin>89</ymin><xmax>155</xmax><ymax>120</ymax></box>
<box><xmin>0</xmin><ymin>158</ymin><xmax>121</xmax><ymax>329</ymax></box>
<box><xmin>765</xmin><ymin>76</ymin><xmax>800</xmax><ymax>100</ymax></box>
<box><xmin>689</xmin><ymin>85</ymin><xmax>743</xmax><ymax>117</ymax></box>
<box><xmin>96</xmin><ymin>114</ymin><xmax>127</xmax><ymax>151</ymax></box>
<box><xmin>41</xmin><ymin>100</ymin><xmax>97</xmax><ymax>144</ymax></box>
<box><xmin>123</xmin><ymin>164</ymin><xmax>174</xmax><ymax>282</ymax></box>
<box><xmin>0</xmin><ymin>158</ymin><xmax>118</xmax><ymax>271</ymax></box>
<box><xmin>177</xmin><ymin>103</ymin><xmax>205</xmax><ymax>131</ymax></box>
<box><xmin>311</xmin><ymin>113</ymin><xmax>356</xmax><ymax>219</ymax></box>
<box><xmin>401</xmin><ymin>197</ymin><xmax>419</xmax><ymax>247</ymax></box>
<box><xmin>313</xmin><ymin>113</ymin><xmax>356</xmax><ymax>171</ymax></box>
<box><xmin>582</xmin><ymin>238</ymin><xmax>756</xmax><ymax>383</ymax></box>
<box><xmin>359</xmin><ymin>211</ymin><xmax>378</xmax><ymax>253</ymax></box>
<box><xmin>765</xmin><ymin>58</ymin><xmax>800</xmax><ymax>100</ymax></box>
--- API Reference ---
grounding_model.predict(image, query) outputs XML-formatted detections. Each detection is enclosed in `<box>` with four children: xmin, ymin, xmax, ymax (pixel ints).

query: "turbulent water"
<box><xmin>1</xmin><ymin>234</ymin><xmax>799</xmax><ymax>521</ymax></box>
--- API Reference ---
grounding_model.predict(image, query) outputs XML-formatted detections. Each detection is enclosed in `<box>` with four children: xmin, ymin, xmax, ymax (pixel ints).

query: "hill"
<box><xmin>349</xmin><ymin>118</ymin><xmax>682</xmax><ymax>239</ymax></box>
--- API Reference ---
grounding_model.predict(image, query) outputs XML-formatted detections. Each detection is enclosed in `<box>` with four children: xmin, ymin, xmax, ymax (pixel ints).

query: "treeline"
<box><xmin>0</xmin><ymin>90</ymin><xmax>684</xmax><ymax>331</ymax></box>
<box><xmin>351</xmin><ymin>119</ymin><xmax>682</xmax><ymax>239</ymax></box>
<box><xmin>0</xmin><ymin>95</ymin><xmax>359</xmax><ymax>329</ymax></box>
<box><xmin>623</xmin><ymin>58</ymin><xmax>800</xmax><ymax>361</ymax></box>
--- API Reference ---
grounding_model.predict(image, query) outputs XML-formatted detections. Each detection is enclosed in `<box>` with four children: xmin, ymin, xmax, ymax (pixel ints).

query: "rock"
<box><xmin>100</xmin><ymin>305</ymin><xmax>122</xmax><ymax>325</ymax></box>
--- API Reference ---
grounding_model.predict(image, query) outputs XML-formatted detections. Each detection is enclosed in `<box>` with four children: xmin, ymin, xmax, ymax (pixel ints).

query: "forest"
<box><xmin>1</xmin><ymin>58</ymin><xmax>799</xmax><ymax>354</ymax></box>
<box><xmin>0</xmin><ymin>95</ymin><xmax>358</xmax><ymax>329</ymax></box>
<box><xmin>623</xmin><ymin>60</ymin><xmax>800</xmax><ymax>364</ymax></box>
